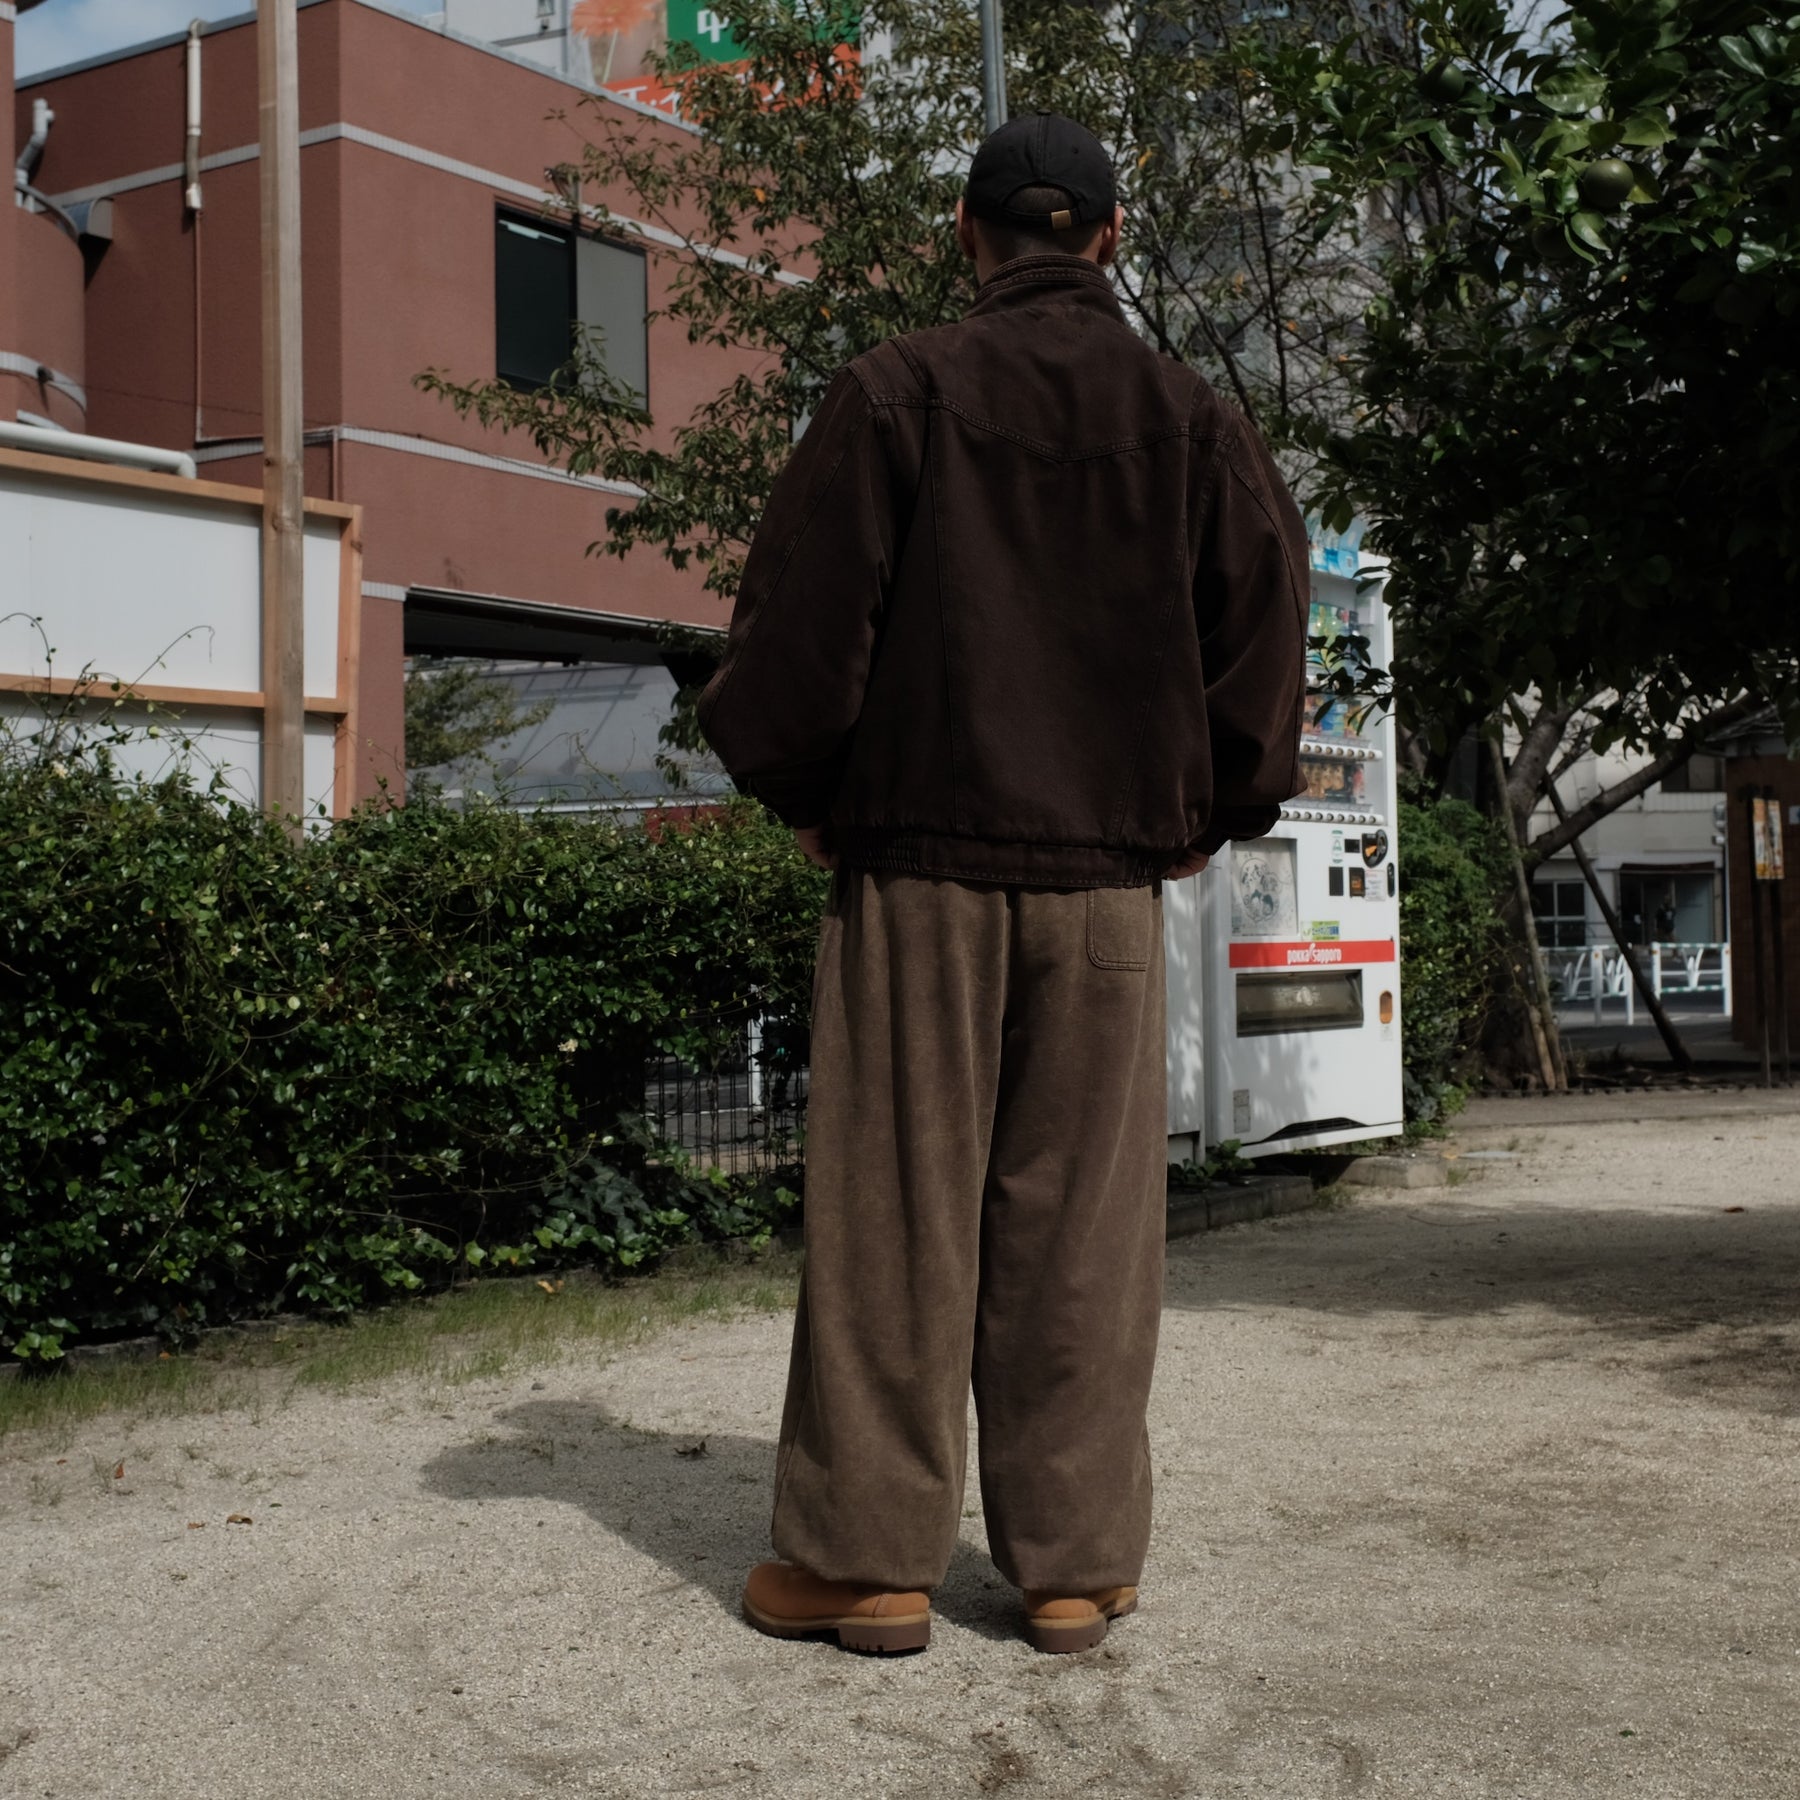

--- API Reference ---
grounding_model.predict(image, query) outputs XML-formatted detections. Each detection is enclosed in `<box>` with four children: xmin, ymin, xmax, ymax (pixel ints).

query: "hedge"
<box><xmin>1</xmin><ymin>743</ymin><xmax>826</xmax><ymax>1361</ymax></box>
<box><xmin>2</xmin><ymin>735</ymin><xmax>1504</xmax><ymax>1361</ymax></box>
<box><xmin>1394</xmin><ymin>790</ymin><xmax>1509</xmax><ymax>1121</ymax></box>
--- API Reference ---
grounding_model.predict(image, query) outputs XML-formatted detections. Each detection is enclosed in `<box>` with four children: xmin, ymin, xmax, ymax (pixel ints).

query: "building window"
<box><xmin>1531</xmin><ymin>877</ymin><xmax>1588</xmax><ymax>948</ymax></box>
<box><xmin>496</xmin><ymin>216</ymin><xmax>574</xmax><ymax>390</ymax></box>
<box><xmin>1617</xmin><ymin>870</ymin><xmax>1718</xmax><ymax>945</ymax></box>
<box><xmin>575</xmin><ymin>234</ymin><xmax>649</xmax><ymax>410</ymax></box>
<box><xmin>494</xmin><ymin>212</ymin><xmax>648</xmax><ymax>407</ymax></box>
<box><xmin>1661</xmin><ymin>753</ymin><xmax>1724</xmax><ymax>794</ymax></box>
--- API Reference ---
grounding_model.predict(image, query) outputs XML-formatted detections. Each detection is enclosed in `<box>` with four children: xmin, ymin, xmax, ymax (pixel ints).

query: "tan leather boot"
<box><xmin>741</xmin><ymin>1561</ymin><xmax>931</xmax><ymax>1654</ymax></box>
<box><xmin>1022</xmin><ymin>1585</ymin><xmax>1139</xmax><ymax>1654</ymax></box>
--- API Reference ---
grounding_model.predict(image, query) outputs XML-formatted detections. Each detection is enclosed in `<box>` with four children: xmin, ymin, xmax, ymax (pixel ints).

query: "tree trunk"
<box><xmin>1486</xmin><ymin>736</ymin><xmax>1566</xmax><ymax>1091</ymax></box>
<box><xmin>1547</xmin><ymin>783</ymin><xmax>1695</xmax><ymax>1075</ymax></box>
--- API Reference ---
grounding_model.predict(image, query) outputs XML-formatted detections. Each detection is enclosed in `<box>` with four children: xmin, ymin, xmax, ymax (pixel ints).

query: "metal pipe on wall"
<box><xmin>187</xmin><ymin>20</ymin><xmax>208</xmax><ymax>446</ymax></box>
<box><xmin>184</xmin><ymin>20</ymin><xmax>204</xmax><ymax>211</ymax></box>
<box><xmin>15</xmin><ymin>96</ymin><xmax>53</xmax><ymax>189</ymax></box>
<box><xmin>0</xmin><ymin>418</ymin><xmax>198</xmax><ymax>480</ymax></box>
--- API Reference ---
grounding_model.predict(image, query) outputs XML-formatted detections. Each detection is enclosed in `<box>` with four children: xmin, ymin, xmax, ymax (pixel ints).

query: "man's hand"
<box><xmin>795</xmin><ymin>825</ymin><xmax>840</xmax><ymax>870</ymax></box>
<box><xmin>1164</xmin><ymin>849</ymin><xmax>1211</xmax><ymax>881</ymax></box>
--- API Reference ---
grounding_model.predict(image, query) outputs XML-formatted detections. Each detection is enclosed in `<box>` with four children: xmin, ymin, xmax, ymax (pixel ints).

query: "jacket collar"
<box><xmin>966</xmin><ymin>254</ymin><xmax>1126</xmax><ymax>324</ymax></box>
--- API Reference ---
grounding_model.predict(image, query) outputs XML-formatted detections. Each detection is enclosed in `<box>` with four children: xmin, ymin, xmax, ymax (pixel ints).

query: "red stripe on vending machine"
<box><xmin>1227</xmin><ymin>939</ymin><xmax>1398</xmax><ymax>969</ymax></box>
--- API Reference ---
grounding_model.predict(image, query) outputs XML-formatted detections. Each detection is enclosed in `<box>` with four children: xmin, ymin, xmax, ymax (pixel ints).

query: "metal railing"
<box><xmin>1545</xmin><ymin>942</ymin><xmax>1732</xmax><ymax>1025</ymax></box>
<box><xmin>643</xmin><ymin>1018</ymin><xmax>810</xmax><ymax>1175</ymax></box>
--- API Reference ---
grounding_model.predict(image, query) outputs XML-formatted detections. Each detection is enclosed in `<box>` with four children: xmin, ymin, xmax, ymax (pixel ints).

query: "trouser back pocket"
<box><xmin>1086</xmin><ymin>886</ymin><xmax>1153</xmax><ymax>970</ymax></box>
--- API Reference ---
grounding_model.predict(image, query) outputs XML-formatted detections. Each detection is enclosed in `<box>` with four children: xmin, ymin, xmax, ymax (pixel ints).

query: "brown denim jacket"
<box><xmin>696</xmin><ymin>253</ymin><xmax>1308</xmax><ymax>887</ymax></box>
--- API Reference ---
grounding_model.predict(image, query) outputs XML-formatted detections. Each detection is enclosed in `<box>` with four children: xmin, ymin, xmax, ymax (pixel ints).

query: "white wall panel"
<box><xmin>2</xmin><ymin>457</ymin><xmax>355</xmax><ymax>816</ymax></box>
<box><xmin>302</xmin><ymin>515</ymin><xmax>344</xmax><ymax>698</ymax></box>
<box><xmin>0</xmin><ymin>695</ymin><xmax>263</xmax><ymax>807</ymax></box>
<box><xmin>0</xmin><ymin>472</ymin><xmax>265</xmax><ymax>690</ymax></box>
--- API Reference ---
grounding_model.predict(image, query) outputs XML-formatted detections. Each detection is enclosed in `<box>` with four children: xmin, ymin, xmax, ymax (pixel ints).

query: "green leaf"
<box><xmin>1534</xmin><ymin>64</ymin><xmax>1608</xmax><ymax>117</ymax></box>
<box><xmin>1425</xmin><ymin>120</ymin><xmax>1465</xmax><ymax>166</ymax></box>
<box><xmin>1569</xmin><ymin>210</ymin><xmax>1611</xmax><ymax>251</ymax></box>
<box><xmin>1716</xmin><ymin>36</ymin><xmax>1764</xmax><ymax>77</ymax></box>
<box><xmin>1616</xmin><ymin>111</ymin><xmax>1672</xmax><ymax>147</ymax></box>
<box><xmin>1746</xmin><ymin>24</ymin><xmax>1783</xmax><ymax>63</ymax></box>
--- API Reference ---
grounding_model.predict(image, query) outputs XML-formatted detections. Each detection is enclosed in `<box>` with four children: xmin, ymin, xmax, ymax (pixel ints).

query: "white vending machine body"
<box><xmin>1169</xmin><ymin>547</ymin><xmax>1405</xmax><ymax>1160</ymax></box>
<box><xmin>1164</xmin><ymin>871</ymin><xmax>1208</xmax><ymax>1161</ymax></box>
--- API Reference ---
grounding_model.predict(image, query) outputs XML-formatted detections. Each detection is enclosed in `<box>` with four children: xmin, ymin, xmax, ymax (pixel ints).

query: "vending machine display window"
<box><xmin>1297</xmin><ymin>754</ymin><xmax>1367</xmax><ymax>809</ymax></box>
<box><xmin>1235</xmin><ymin>969</ymin><xmax>1366</xmax><ymax>1036</ymax></box>
<box><xmin>1307</xmin><ymin>691</ymin><xmax>1364</xmax><ymax>742</ymax></box>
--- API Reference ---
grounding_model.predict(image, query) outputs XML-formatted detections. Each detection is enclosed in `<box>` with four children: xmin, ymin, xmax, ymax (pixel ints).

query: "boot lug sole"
<box><xmin>1025</xmin><ymin>1594</ymin><xmax>1139</xmax><ymax>1655</ymax></box>
<box><xmin>743</xmin><ymin>1598</ymin><xmax>931</xmax><ymax>1655</ymax></box>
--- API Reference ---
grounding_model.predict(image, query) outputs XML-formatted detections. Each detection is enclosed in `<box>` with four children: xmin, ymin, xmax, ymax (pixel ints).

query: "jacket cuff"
<box><xmin>1191</xmin><ymin>803</ymin><xmax>1283</xmax><ymax>856</ymax></box>
<box><xmin>735</xmin><ymin>759</ymin><xmax>843</xmax><ymax>831</ymax></box>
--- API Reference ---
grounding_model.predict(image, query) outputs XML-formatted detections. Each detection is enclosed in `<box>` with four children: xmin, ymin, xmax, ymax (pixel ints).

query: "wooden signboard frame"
<box><xmin>0</xmin><ymin>445</ymin><xmax>364</xmax><ymax>817</ymax></box>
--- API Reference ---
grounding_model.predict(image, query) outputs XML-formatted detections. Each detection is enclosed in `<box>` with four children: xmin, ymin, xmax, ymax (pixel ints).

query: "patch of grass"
<box><xmin>0</xmin><ymin>1357</ymin><xmax>265</xmax><ymax>1450</ymax></box>
<box><xmin>0</xmin><ymin>1249</ymin><xmax>801</xmax><ymax>1446</ymax></box>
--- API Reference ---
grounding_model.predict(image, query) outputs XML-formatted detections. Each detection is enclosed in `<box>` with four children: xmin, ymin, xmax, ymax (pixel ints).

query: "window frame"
<box><xmin>495</xmin><ymin>210</ymin><xmax>577</xmax><ymax>394</ymax></box>
<box><xmin>1531</xmin><ymin>876</ymin><xmax>1589</xmax><ymax>949</ymax></box>
<box><xmin>494</xmin><ymin>207</ymin><xmax>650</xmax><ymax>410</ymax></box>
<box><xmin>574</xmin><ymin>229</ymin><xmax>651</xmax><ymax>414</ymax></box>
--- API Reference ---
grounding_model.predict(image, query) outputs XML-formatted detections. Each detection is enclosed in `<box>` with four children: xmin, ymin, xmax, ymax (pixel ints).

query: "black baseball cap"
<box><xmin>964</xmin><ymin>112</ymin><xmax>1118</xmax><ymax>232</ymax></box>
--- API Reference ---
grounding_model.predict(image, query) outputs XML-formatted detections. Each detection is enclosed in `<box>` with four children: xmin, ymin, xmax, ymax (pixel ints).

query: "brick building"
<box><xmin>9</xmin><ymin>0</ymin><xmax>748</xmax><ymax>802</ymax></box>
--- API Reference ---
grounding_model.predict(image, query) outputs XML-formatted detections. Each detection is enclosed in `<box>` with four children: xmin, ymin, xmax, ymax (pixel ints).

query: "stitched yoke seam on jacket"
<box><xmin>1221</xmin><ymin>432</ymin><xmax>1308</xmax><ymax>800</ymax></box>
<box><xmin>918</xmin><ymin>399</ymin><xmax>1197</xmax><ymax>464</ymax></box>
<box><xmin>700</xmin><ymin>393</ymin><xmax>872</xmax><ymax>728</ymax></box>
<box><xmin>1223</xmin><ymin>433</ymin><xmax>1304</xmax><ymax>597</ymax></box>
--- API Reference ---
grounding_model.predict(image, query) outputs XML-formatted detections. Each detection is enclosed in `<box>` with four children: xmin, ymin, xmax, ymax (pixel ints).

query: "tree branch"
<box><xmin>1523</xmin><ymin>694</ymin><xmax>1760</xmax><ymax>868</ymax></box>
<box><xmin>1503</xmin><ymin>696</ymin><xmax>1575</xmax><ymax>830</ymax></box>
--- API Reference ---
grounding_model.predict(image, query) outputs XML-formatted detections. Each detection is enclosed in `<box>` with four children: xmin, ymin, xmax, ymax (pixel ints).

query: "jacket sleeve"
<box><xmin>695</xmin><ymin>368</ymin><xmax>908</xmax><ymax>829</ymax></box>
<box><xmin>1188</xmin><ymin>419</ymin><xmax>1310</xmax><ymax>856</ymax></box>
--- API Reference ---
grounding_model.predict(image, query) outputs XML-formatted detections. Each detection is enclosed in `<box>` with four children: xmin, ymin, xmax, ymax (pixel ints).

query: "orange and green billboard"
<box><xmin>575</xmin><ymin>0</ymin><xmax>856</xmax><ymax>117</ymax></box>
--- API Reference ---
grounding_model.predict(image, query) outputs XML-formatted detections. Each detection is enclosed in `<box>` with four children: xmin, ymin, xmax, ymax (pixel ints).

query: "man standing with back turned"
<box><xmin>697</xmin><ymin>114</ymin><xmax>1308</xmax><ymax>1656</ymax></box>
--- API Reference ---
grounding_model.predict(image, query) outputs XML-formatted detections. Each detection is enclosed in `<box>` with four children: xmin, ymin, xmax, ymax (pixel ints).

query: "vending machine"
<box><xmin>1165</xmin><ymin>539</ymin><xmax>1405</xmax><ymax>1160</ymax></box>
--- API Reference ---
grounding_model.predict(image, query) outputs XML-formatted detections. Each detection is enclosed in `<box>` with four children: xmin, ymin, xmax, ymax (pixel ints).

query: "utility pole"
<box><xmin>978</xmin><ymin>0</ymin><xmax>1007</xmax><ymax>135</ymax></box>
<box><xmin>258</xmin><ymin>0</ymin><xmax>306</xmax><ymax>831</ymax></box>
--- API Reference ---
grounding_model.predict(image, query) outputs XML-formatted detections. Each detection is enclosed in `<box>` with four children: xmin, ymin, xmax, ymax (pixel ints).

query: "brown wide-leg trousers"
<box><xmin>771</xmin><ymin>868</ymin><xmax>1167</xmax><ymax>1595</ymax></box>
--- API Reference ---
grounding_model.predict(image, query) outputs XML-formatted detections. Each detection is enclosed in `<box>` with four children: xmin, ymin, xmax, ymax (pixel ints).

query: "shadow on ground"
<box><xmin>418</xmin><ymin>1403</ymin><xmax>1018</xmax><ymax>1637</ymax></box>
<box><xmin>1164</xmin><ymin>1192</ymin><xmax>1800</xmax><ymax>1415</ymax></box>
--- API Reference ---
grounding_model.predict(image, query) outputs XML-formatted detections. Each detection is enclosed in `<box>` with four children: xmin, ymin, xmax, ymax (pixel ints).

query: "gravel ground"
<box><xmin>2</xmin><ymin>1109</ymin><xmax>1797</xmax><ymax>1799</ymax></box>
